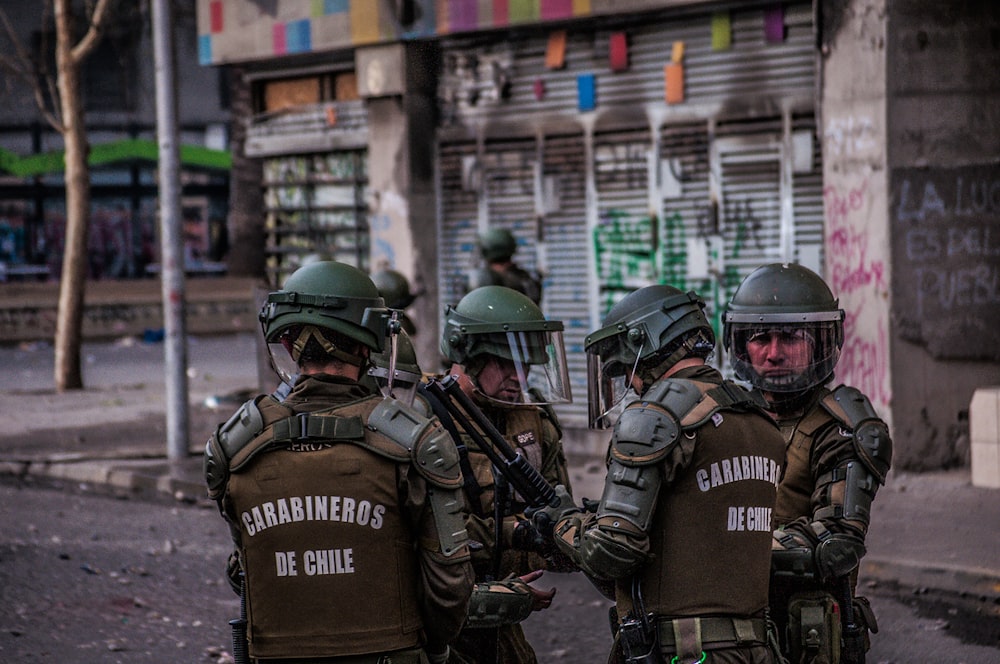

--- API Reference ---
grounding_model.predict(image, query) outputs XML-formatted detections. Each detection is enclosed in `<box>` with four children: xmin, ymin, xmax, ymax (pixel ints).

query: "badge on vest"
<box><xmin>515</xmin><ymin>431</ymin><xmax>537</xmax><ymax>447</ymax></box>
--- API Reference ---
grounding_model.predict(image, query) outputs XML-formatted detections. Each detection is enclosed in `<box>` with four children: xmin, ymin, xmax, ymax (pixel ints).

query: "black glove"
<box><xmin>512</xmin><ymin>518</ymin><xmax>546</xmax><ymax>552</ymax></box>
<box><xmin>526</xmin><ymin>484</ymin><xmax>578</xmax><ymax>537</ymax></box>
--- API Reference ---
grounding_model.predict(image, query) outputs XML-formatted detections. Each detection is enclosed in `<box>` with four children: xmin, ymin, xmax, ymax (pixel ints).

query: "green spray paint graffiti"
<box><xmin>593</xmin><ymin>206</ymin><xmax>752</xmax><ymax>343</ymax></box>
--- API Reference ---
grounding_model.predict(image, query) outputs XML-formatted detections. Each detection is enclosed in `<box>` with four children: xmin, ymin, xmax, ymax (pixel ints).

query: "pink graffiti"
<box><xmin>824</xmin><ymin>181</ymin><xmax>886</xmax><ymax>295</ymax></box>
<box><xmin>837</xmin><ymin>304</ymin><xmax>891</xmax><ymax>408</ymax></box>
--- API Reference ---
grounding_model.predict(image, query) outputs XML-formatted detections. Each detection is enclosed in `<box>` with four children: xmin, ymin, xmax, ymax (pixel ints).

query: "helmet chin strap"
<box><xmin>287</xmin><ymin>325</ymin><xmax>364</xmax><ymax>367</ymax></box>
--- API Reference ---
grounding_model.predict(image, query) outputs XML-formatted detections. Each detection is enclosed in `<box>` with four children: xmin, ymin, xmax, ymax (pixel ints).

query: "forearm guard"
<box><xmin>465</xmin><ymin>578</ymin><xmax>534</xmax><ymax>628</ymax></box>
<box><xmin>773</xmin><ymin>522</ymin><xmax>865</xmax><ymax>583</ymax></box>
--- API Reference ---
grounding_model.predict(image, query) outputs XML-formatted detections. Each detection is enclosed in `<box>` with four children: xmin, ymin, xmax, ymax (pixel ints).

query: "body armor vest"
<box><xmin>225</xmin><ymin>396</ymin><xmax>424</xmax><ymax>659</ymax></box>
<box><xmin>461</xmin><ymin>405</ymin><xmax>548</xmax><ymax>516</ymax></box>
<box><xmin>773</xmin><ymin>388</ymin><xmax>834</xmax><ymax>529</ymax></box>
<box><xmin>620</xmin><ymin>377</ymin><xmax>785</xmax><ymax>618</ymax></box>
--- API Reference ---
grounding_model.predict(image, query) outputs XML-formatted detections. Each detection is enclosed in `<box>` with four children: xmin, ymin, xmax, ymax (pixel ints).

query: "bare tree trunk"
<box><xmin>53</xmin><ymin>0</ymin><xmax>88</xmax><ymax>391</ymax></box>
<box><xmin>225</xmin><ymin>66</ymin><xmax>266</xmax><ymax>281</ymax></box>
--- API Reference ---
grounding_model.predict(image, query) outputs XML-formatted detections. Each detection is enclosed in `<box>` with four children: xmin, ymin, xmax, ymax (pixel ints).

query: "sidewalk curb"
<box><xmin>0</xmin><ymin>454</ymin><xmax>208</xmax><ymax>502</ymax></box>
<box><xmin>861</xmin><ymin>557</ymin><xmax>1000</xmax><ymax>616</ymax></box>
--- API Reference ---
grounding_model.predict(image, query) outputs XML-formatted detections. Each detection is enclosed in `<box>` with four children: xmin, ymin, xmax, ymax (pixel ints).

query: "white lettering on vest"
<box><xmin>241</xmin><ymin>496</ymin><xmax>388</xmax><ymax>536</ymax></box>
<box><xmin>696</xmin><ymin>456</ymin><xmax>783</xmax><ymax>492</ymax></box>
<box><xmin>304</xmin><ymin>548</ymin><xmax>355</xmax><ymax>575</ymax></box>
<box><xmin>727</xmin><ymin>506</ymin><xmax>773</xmax><ymax>532</ymax></box>
<box><xmin>275</xmin><ymin>551</ymin><xmax>298</xmax><ymax>576</ymax></box>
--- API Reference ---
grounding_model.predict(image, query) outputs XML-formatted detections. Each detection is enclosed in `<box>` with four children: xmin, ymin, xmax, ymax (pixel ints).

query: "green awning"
<box><xmin>0</xmin><ymin>138</ymin><xmax>231</xmax><ymax>177</ymax></box>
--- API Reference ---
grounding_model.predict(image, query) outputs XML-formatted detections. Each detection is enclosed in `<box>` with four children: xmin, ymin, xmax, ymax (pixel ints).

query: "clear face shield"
<box><xmin>462</xmin><ymin>329</ymin><xmax>572</xmax><ymax>406</ymax></box>
<box><xmin>727</xmin><ymin>316</ymin><xmax>842</xmax><ymax>393</ymax></box>
<box><xmin>265</xmin><ymin>325</ymin><xmax>313</xmax><ymax>386</ymax></box>
<box><xmin>586</xmin><ymin>334</ymin><xmax>643</xmax><ymax>429</ymax></box>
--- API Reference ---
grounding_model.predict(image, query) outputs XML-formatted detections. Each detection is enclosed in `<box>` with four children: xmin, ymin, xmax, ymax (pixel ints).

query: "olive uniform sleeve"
<box><xmin>773</xmin><ymin>394</ymin><xmax>892</xmax><ymax>583</ymax></box>
<box><xmin>550</xmin><ymin>398</ymin><xmax>696</xmax><ymax>581</ymax></box>
<box><xmin>399</xmin><ymin>462</ymin><xmax>475</xmax><ymax>651</ymax></box>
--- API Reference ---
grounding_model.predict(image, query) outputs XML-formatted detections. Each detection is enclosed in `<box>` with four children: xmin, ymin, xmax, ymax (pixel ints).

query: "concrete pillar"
<box><xmin>359</xmin><ymin>42</ymin><xmax>441</xmax><ymax>367</ymax></box>
<box><xmin>970</xmin><ymin>387</ymin><xmax>1000</xmax><ymax>489</ymax></box>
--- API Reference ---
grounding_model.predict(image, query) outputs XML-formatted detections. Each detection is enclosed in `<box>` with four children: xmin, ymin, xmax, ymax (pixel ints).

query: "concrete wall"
<box><xmin>820</xmin><ymin>1</ymin><xmax>893</xmax><ymax>428</ymax></box>
<box><xmin>885</xmin><ymin>0</ymin><xmax>1000</xmax><ymax>469</ymax></box>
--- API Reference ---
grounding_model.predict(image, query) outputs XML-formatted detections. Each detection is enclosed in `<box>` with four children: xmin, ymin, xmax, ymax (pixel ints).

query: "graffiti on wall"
<box><xmin>824</xmin><ymin>178</ymin><xmax>891</xmax><ymax>408</ymax></box>
<box><xmin>892</xmin><ymin>165</ymin><xmax>1000</xmax><ymax>360</ymax></box>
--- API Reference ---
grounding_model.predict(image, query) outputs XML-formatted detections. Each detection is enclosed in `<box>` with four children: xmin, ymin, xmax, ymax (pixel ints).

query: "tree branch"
<box><xmin>0</xmin><ymin>6</ymin><xmax>64</xmax><ymax>133</ymax></box>
<box><xmin>70</xmin><ymin>0</ymin><xmax>113</xmax><ymax>63</ymax></box>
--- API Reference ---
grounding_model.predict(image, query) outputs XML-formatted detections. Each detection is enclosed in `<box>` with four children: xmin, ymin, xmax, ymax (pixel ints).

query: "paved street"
<box><xmin>1</xmin><ymin>334</ymin><xmax>998</xmax><ymax>661</ymax></box>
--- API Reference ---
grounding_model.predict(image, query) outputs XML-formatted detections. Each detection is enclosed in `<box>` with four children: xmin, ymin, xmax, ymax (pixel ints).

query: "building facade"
<box><xmin>194</xmin><ymin>0</ymin><xmax>999</xmax><ymax>469</ymax></box>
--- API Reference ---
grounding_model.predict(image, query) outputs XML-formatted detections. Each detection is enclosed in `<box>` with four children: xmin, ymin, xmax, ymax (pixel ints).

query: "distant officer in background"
<box><xmin>431</xmin><ymin>285</ymin><xmax>575</xmax><ymax>664</ymax></box>
<box><xmin>466</xmin><ymin>228</ymin><xmax>543</xmax><ymax>305</ymax></box>
<box><xmin>372</xmin><ymin>268</ymin><xmax>420</xmax><ymax>335</ymax></box>
<box><xmin>724</xmin><ymin>263</ymin><xmax>892</xmax><ymax>664</ymax></box>
<box><xmin>535</xmin><ymin>285</ymin><xmax>785</xmax><ymax>664</ymax></box>
<box><xmin>204</xmin><ymin>260</ymin><xmax>473</xmax><ymax>663</ymax></box>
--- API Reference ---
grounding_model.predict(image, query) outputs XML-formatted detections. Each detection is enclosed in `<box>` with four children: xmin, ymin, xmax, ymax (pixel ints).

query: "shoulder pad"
<box><xmin>205</xmin><ymin>397</ymin><xmax>267</xmax><ymax>499</ymax></box>
<box><xmin>642</xmin><ymin>378</ymin><xmax>707</xmax><ymax>423</ymax></box>
<box><xmin>365</xmin><ymin>398</ymin><xmax>464</xmax><ymax>488</ymax></box>
<box><xmin>611</xmin><ymin>400</ymin><xmax>681</xmax><ymax>467</ymax></box>
<box><xmin>822</xmin><ymin>386</ymin><xmax>892</xmax><ymax>484</ymax></box>
<box><xmin>822</xmin><ymin>386</ymin><xmax>875</xmax><ymax>428</ymax></box>
<box><xmin>410</xmin><ymin>393</ymin><xmax>435</xmax><ymax>418</ymax></box>
<box><xmin>363</xmin><ymin>398</ymin><xmax>431</xmax><ymax>463</ymax></box>
<box><xmin>216</xmin><ymin>397</ymin><xmax>266</xmax><ymax>459</ymax></box>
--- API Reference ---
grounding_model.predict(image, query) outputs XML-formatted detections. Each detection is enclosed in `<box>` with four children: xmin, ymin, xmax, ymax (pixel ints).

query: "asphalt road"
<box><xmin>2</xmin><ymin>477</ymin><xmax>998</xmax><ymax>664</ymax></box>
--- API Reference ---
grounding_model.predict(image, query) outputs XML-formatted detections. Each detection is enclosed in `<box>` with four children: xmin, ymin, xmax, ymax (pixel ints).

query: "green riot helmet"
<box><xmin>478</xmin><ymin>228</ymin><xmax>518</xmax><ymax>262</ymax></box>
<box><xmin>723</xmin><ymin>263</ymin><xmax>845</xmax><ymax>393</ymax></box>
<box><xmin>585</xmin><ymin>285</ymin><xmax>715</xmax><ymax>428</ymax></box>
<box><xmin>260</xmin><ymin>261</ymin><xmax>391</xmax><ymax>384</ymax></box>
<box><xmin>367</xmin><ymin>329</ymin><xmax>423</xmax><ymax>405</ymax></box>
<box><xmin>441</xmin><ymin>285</ymin><xmax>571</xmax><ymax>406</ymax></box>
<box><xmin>371</xmin><ymin>268</ymin><xmax>416</xmax><ymax>310</ymax></box>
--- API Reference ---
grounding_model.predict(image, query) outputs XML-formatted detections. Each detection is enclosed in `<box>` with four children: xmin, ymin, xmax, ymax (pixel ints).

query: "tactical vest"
<box><xmin>225</xmin><ymin>395</ymin><xmax>425</xmax><ymax>659</ymax></box>
<box><xmin>620</xmin><ymin>378</ymin><xmax>786</xmax><ymax>619</ymax></box>
<box><xmin>461</xmin><ymin>405</ymin><xmax>550</xmax><ymax>516</ymax></box>
<box><xmin>772</xmin><ymin>388</ymin><xmax>835</xmax><ymax>529</ymax></box>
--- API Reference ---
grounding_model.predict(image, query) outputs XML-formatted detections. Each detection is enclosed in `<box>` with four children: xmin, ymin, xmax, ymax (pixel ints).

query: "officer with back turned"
<box><xmin>723</xmin><ymin>263</ymin><xmax>892</xmax><ymax>664</ymax></box>
<box><xmin>534</xmin><ymin>284</ymin><xmax>786</xmax><ymax>664</ymax></box>
<box><xmin>204</xmin><ymin>260</ymin><xmax>474</xmax><ymax>663</ymax></box>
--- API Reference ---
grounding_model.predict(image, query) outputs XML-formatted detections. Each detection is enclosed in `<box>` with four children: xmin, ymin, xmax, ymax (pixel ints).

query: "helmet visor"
<box><xmin>465</xmin><ymin>329</ymin><xmax>571</xmax><ymax>406</ymax></box>
<box><xmin>266</xmin><ymin>338</ymin><xmax>300</xmax><ymax>385</ymax></box>
<box><xmin>727</xmin><ymin>320</ymin><xmax>842</xmax><ymax>393</ymax></box>
<box><xmin>586</xmin><ymin>334</ymin><xmax>642</xmax><ymax>429</ymax></box>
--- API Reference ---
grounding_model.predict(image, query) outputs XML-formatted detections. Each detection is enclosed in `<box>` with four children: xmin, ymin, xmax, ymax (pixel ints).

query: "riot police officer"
<box><xmin>432</xmin><ymin>285</ymin><xmax>574</xmax><ymax>664</ymax></box>
<box><xmin>536</xmin><ymin>285</ymin><xmax>785</xmax><ymax>664</ymax></box>
<box><xmin>466</xmin><ymin>228</ymin><xmax>543</xmax><ymax>304</ymax></box>
<box><xmin>204</xmin><ymin>260</ymin><xmax>474</xmax><ymax>663</ymax></box>
<box><xmin>723</xmin><ymin>263</ymin><xmax>892</xmax><ymax>664</ymax></box>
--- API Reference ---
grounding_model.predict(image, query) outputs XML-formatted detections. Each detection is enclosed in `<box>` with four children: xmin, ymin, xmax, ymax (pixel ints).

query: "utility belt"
<box><xmin>263</xmin><ymin>646</ymin><xmax>427</xmax><ymax>664</ymax></box>
<box><xmin>618</xmin><ymin>614</ymin><xmax>769</xmax><ymax>663</ymax></box>
<box><xmin>657</xmin><ymin>616</ymin><xmax>769</xmax><ymax>656</ymax></box>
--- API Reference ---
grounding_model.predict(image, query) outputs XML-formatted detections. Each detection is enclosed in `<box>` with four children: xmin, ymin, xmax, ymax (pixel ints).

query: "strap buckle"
<box><xmin>296</xmin><ymin>412</ymin><xmax>310</xmax><ymax>440</ymax></box>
